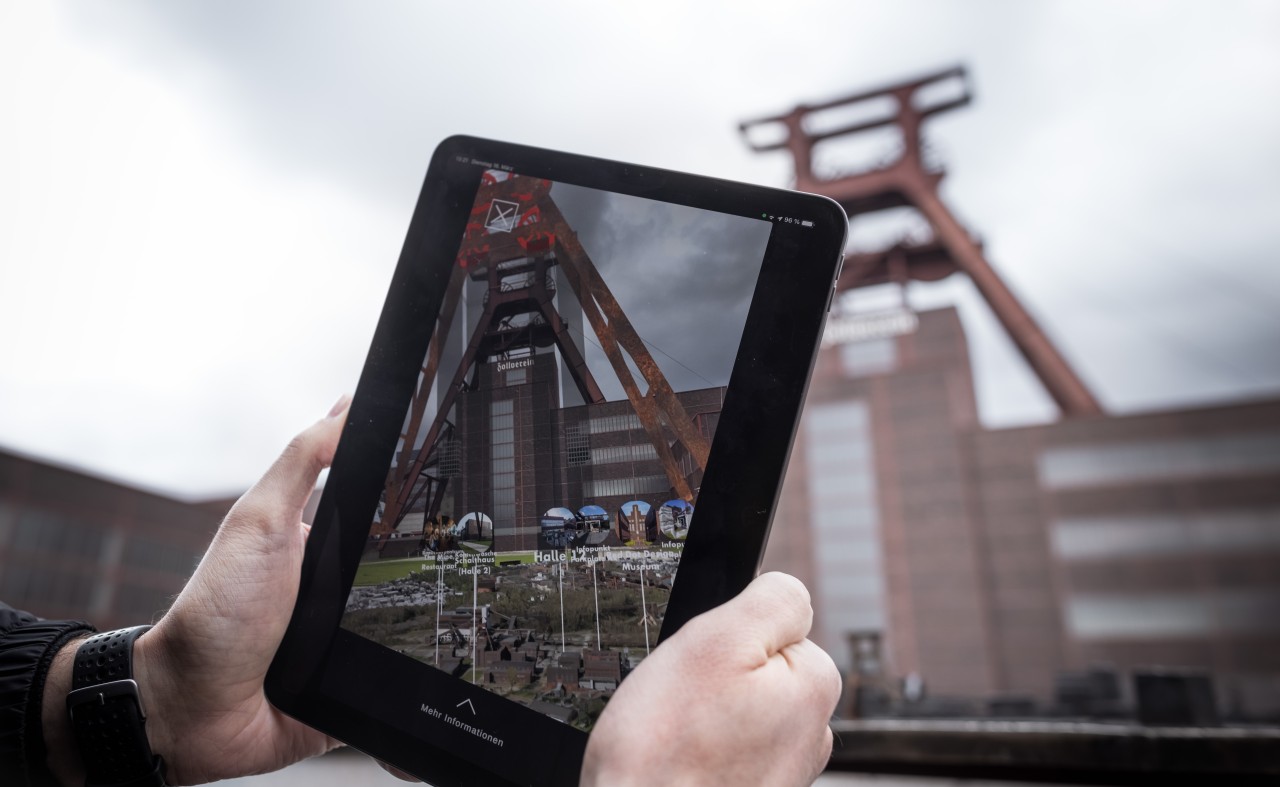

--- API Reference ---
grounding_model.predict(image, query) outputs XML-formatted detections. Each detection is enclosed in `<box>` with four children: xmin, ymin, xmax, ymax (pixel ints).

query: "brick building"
<box><xmin>763</xmin><ymin>306</ymin><xmax>1280</xmax><ymax>720</ymax></box>
<box><xmin>0</xmin><ymin>448</ymin><xmax>224</xmax><ymax>629</ymax></box>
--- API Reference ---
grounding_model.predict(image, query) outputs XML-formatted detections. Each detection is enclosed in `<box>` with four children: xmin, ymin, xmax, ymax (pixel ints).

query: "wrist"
<box><xmin>63</xmin><ymin>627</ymin><xmax>171</xmax><ymax>787</ymax></box>
<box><xmin>131</xmin><ymin>626</ymin><xmax>178</xmax><ymax>782</ymax></box>
<box><xmin>42</xmin><ymin>637</ymin><xmax>89</xmax><ymax>787</ymax></box>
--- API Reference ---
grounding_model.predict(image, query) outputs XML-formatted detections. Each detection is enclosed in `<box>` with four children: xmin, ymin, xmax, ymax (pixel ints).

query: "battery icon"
<box><xmin>800</xmin><ymin>220</ymin><xmax>814</xmax><ymax>227</ymax></box>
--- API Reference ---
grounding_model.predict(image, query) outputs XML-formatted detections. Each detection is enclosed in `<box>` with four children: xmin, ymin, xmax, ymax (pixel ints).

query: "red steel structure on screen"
<box><xmin>378</xmin><ymin>177</ymin><xmax>710</xmax><ymax>536</ymax></box>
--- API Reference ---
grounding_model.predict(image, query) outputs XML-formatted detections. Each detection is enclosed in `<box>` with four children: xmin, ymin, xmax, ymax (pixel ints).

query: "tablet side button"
<box><xmin>828</xmin><ymin>253</ymin><xmax>844</xmax><ymax>311</ymax></box>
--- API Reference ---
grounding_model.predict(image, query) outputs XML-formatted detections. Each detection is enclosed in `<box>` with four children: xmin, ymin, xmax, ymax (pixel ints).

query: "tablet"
<box><xmin>266</xmin><ymin>136</ymin><xmax>848</xmax><ymax>786</ymax></box>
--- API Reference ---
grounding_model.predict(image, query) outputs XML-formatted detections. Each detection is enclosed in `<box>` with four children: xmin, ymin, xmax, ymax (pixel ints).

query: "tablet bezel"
<box><xmin>265</xmin><ymin>136</ymin><xmax>848</xmax><ymax>786</ymax></box>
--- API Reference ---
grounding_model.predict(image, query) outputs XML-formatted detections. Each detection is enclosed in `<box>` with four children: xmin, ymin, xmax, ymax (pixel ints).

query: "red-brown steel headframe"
<box><xmin>740</xmin><ymin>65</ymin><xmax>1102</xmax><ymax>417</ymax></box>
<box><xmin>378</xmin><ymin>176</ymin><xmax>712</xmax><ymax>536</ymax></box>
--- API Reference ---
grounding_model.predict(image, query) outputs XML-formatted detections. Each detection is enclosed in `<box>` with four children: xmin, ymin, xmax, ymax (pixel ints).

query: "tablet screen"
<box><xmin>339</xmin><ymin>168</ymin><xmax>772</xmax><ymax>733</ymax></box>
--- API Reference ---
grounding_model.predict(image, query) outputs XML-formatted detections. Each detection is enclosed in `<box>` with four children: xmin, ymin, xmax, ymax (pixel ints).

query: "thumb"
<box><xmin>689</xmin><ymin>572</ymin><xmax>814</xmax><ymax>661</ymax></box>
<box><xmin>233</xmin><ymin>395</ymin><xmax>351</xmax><ymax>531</ymax></box>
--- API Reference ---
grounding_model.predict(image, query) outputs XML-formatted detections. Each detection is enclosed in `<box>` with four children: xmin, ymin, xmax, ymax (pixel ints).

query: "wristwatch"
<box><xmin>66</xmin><ymin>626</ymin><xmax>167</xmax><ymax>787</ymax></box>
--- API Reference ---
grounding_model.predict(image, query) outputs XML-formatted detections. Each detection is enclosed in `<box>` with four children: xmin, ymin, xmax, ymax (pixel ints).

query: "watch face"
<box><xmin>268</xmin><ymin>136</ymin><xmax>847</xmax><ymax>787</ymax></box>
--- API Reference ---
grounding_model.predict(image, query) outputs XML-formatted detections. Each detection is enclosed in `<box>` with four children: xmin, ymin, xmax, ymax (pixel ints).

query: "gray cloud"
<box><xmin>4</xmin><ymin>0</ymin><xmax>1279</xmax><ymax>494</ymax></box>
<box><xmin>551</xmin><ymin>183</ymin><xmax>773</xmax><ymax>396</ymax></box>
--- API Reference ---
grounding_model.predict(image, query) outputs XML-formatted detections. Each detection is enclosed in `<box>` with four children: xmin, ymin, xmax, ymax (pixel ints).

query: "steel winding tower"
<box><xmin>740</xmin><ymin>65</ymin><xmax>1102</xmax><ymax>417</ymax></box>
<box><xmin>379</xmin><ymin>175</ymin><xmax>711</xmax><ymax>535</ymax></box>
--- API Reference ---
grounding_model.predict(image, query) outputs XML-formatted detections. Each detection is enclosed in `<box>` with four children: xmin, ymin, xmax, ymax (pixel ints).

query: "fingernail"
<box><xmin>327</xmin><ymin>394</ymin><xmax>352</xmax><ymax>418</ymax></box>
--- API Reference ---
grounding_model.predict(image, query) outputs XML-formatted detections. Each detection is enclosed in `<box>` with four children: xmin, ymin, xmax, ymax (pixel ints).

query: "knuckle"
<box><xmin>221</xmin><ymin>495</ymin><xmax>263</xmax><ymax>530</ymax></box>
<box><xmin>756</xmin><ymin>572</ymin><xmax>812</xmax><ymax>614</ymax></box>
<box><xmin>671</xmin><ymin>613</ymin><xmax>744</xmax><ymax>672</ymax></box>
<box><xmin>284</xmin><ymin>429</ymin><xmax>321</xmax><ymax>466</ymax></box>
<box><xmin>222</xmin><ymin>485</ymin><xmax>287</xmax><ymax>536</ymax></box>
<box><xmin>793</xmin><ymin>639</ymin><xmax>842</xmax><ymax>706</ymax></box>
<box><xmin>673</xmin><ymin>614</ymin><xmax>721</xmax><ymax>657</ymax></box>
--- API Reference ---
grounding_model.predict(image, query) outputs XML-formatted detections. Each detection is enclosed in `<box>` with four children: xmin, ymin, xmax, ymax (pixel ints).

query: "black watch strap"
<box><xmin>67</xmin><ymin>626</ymin><xmax>167</xmax><ymax>787</ymax></box>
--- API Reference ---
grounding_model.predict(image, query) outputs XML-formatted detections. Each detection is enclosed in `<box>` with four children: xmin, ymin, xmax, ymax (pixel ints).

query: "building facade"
<box><xmin>763</xmin><ymin>306</ymin><xmax>1280</xmax><ymax>720</ymax></box>
<box><xmin>450</xmin><ymin>347</ymin><xmax>723</xmax><ymax>552</ymax></box>
<box><xmin>973</xmin><ymin>400</ymin><xmax>1280</xmax><ymax>718</ymax></box>
<box><xmin>0</xmin><ymin>449</ymin><xmax>224</xmax><ymax>630</ymax></box>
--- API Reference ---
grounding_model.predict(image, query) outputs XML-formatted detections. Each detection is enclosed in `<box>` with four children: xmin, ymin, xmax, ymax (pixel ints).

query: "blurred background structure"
<box><xmin>755</xmin><ymin>67</ymin><xmax>1280</xmax><ymax>726</ymax></box>
<box><xmin>2</xmin><ymin>1</ymin><xmax>1279</xmax><ymax>783</ymax></box>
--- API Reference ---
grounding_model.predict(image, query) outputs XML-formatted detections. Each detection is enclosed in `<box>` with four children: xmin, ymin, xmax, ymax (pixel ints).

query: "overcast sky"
<box><xmin>550</xmin><ymin>182</ymin><xmax>773</xmax><ymax>398</ymax></box>
<box><xmin>2</xmin><ymin>1</ymin><xmax>1277</xmax><ymax>498</ymax></box>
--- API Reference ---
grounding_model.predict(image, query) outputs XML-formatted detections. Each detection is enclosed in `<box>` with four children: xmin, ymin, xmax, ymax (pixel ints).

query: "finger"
<box><xmin>700</xmin><ymin>572</ymin><xmax>814</xmax><ymax>657</ymax></box>
<box><xmin>811</xmin><ymin>724</ymin><xmax>835</xmax><ymax>780</ymax></box>
<box><xmin>776</xmin><ymin>640</ymin><xmax>840</xmax><ymax>781</ymax></box>
<box><xmin>233</xmin><ymin>395</ymin><xmax>351</xmax><ymax>531</ymax></box>
<box><xmin>779</xmin><ymin>638</ymin><xmax>843</xmax><ymax>711</ymax></box>
<box><xmin>376</xmin><ymin>760</ymin><xmax>422</xmax><ymax>782</ymax></box>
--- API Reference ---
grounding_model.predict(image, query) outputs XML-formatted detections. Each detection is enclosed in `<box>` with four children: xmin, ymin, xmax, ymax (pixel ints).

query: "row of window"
<box><xmin>2</xmin><ymin>506</ymin><xmax>201</xmax><ymax>577</ymax></box>
<box><xmin>491</xmin><ymin>400</ymin><xmax>516</xmax><ymax>527</ymax></box>
<box><xmin>837</xmin><ymin>337</ymin><xmax>898</xmax><ymax>378</ymax></box>
<box><xmin>583</xmin><ymin>475</ymin><xmax>669</xmax><ymax>499</ymax></box>
<box><xmin>566</xmin><ymin>426</ymin><xmax>590</xmax><ymax>466</ymax></box>
<box><xmin>443</xmin><ymin>430</ymin><xmax>664</xmax><ymax>470</ymax></box>
<box><xmin>586</xmin><ymin>413</ymin><xmax>643</xmax><ymax>435</ymax></box>
<box><xmin>0</xmin><ymin>564</ymin><xmax>96</xmax><ymax>610</ymax></box>
<box><xmin>803</xmin><ymin>399</ymin><xmax>888</xmax><ymax>667</ymax></box>
<box><xmin>438</xmin><ymin>440</ymin><xmax>461</xmax><ymax>477</ymax></box>
<box><xmin>590</xmin><ymin>443</ymin><xmax>658</xmax><ymax>465</ymax></box>
<box><xmin>1051</xmin><ymin>508</ymin><xmax>1280</xmax><ymax>561</ymax></box>
<box><xmin>9</xmin><ymin>509</ymin><xmax>106</xmax><ymax>560</ymax></box>
<box><xmin>122</xmin><ymin>537</ymin><xmax>202</xmax><ymax>575</ymax></box>
<box><xmin>0</xmin><ymin>559</ymin><xmax>180</xmax><ymax>622</ymax></box>
<box><xmin>1067</xmin><ymin>590</ymin><xmax>1280</xmax><ymax>639</ymax></box>
<box><xmin>1038</xmin><ymin>432</ymin><xmax>1280</xmax><ymax>489</ymax></box>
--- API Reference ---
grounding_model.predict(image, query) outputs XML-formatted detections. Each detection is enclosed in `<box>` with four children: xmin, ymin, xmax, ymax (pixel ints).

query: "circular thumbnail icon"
<box><xmin>578</xmin><ymin>505</ymin><xmax>611</xmax><ymax>532</ymax></box>
<box><xmin>617</xmin><ymin>500</ymin><xmax>652</xmax><ymax>544</ymax></box>
<box><xmin>456</xmin><ymin>511</ymin><xmax>493</xmax><ymax>542</ymax></box>
<box><xmin>658</xmin><ymin>499</ymin><xmax>693</xmax><ymax>541</ymax></box>
<box><xmin>540</xmin><ymin>507</ymin><xmax>578</xmax><ymax>549</ymax></box>
<box><xmin>578</xmin><ymin>505</ymin><xmax>616</xmax><ymax>547</ymax></box>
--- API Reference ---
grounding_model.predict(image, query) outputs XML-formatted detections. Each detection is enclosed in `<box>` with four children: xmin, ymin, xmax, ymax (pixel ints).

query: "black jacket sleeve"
<box><xmin>0</xmin><ymin>602</ymin><xmax>96</xmax><ymax>787</ymax></box>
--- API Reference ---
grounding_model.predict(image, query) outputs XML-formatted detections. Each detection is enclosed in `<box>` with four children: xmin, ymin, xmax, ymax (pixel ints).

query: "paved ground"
<box><xmin>218</xmin><ymin>748</ymin><xmax>1066</xmax><ymax>786</ymax></box>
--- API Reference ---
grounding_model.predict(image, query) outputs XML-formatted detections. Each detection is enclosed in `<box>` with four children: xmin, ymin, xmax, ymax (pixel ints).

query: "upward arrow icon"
<box><xmin>456</xmin><ymin>698</ymin><xmax>477</xmax><ymax>715</ymax></box>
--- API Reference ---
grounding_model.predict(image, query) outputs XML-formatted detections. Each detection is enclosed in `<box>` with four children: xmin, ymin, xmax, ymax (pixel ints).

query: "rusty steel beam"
<box><xmin>547</xmin><ymin>245</ymin><xmax>709</xmax><ymax>497</ymax></box>
<box><xmin>387</xmin><ymin>280</ymin><xmax>500</xmax><ymax>525</ymax></box>
<box><xmin>907</xmin><ymin>182</ymin><xmax>1102</xmax><ymax>416</ymax></box>
<box><xmin>539</xmin><ymin>198</ymin><xmax>712</xmax><ymax>475</ymax></box>
<box><xmin>554</xmin><ymin>248</ymin><xmax>695</xmax><ymax>502</ymax></box>
<box><xmin>739</xmin><ymin>65</ymin><xmax>969</xmax><ymax>196</ymax></box>
<box><xmin>385</xmin><ymin>174</ymin><xmax>716</xmax><ymax>529</ymax></box>
<box><xmin>840</xmin><ymin>241</ymin><xmax>960</xmax><ymax>290</ymax></box>
<box><xmin>741</xmin><ymin>66</ymin><xmax>1103</xmax><ymax>417</ymax></box>
<box><xmin>380</xmin><ymin>264</ymin><xmax>468</xmax><ymax>532</ymax></box>
<box><xmin>532</xmin><ymin>292</ymin><xmax>606</xmax><ymax>406</ymax></box>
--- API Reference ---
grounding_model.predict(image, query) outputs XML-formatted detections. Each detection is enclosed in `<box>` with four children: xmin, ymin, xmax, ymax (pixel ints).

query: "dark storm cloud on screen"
<box><xmin>550</xmin><ymin>182</ymin><xmax>773</xmax><ymax>399</ymax></box>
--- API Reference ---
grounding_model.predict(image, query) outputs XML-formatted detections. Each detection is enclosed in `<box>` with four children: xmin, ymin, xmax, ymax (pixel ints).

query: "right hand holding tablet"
<box><xmin>582</xmin><ymin>572</ymin><xmax>841</xmax><ymax>787</ymax></box>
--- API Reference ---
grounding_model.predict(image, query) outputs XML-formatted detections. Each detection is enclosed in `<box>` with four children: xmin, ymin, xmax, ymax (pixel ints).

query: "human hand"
<box><xmin>122</xmin><ymin>398</ymin><xmax>351</xmax><ymax>785</ymax></box>
<box><xmin>581</xmin><ymin>572</ymin><xmax>841</xmax><ymax>787</ymax></box>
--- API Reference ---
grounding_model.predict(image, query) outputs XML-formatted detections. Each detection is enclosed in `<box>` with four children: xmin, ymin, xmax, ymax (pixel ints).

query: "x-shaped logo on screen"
<box><xmin>484</xmin><ymin>199</ymin><xmax>520</xmax><ymax>233</ymax></box>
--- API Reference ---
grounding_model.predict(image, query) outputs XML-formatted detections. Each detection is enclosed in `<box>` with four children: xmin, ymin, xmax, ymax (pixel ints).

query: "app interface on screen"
<box><xmin>341</xmin><ymin>169</ymin><xmax>771</xmax><ymax>732</ymax></box>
